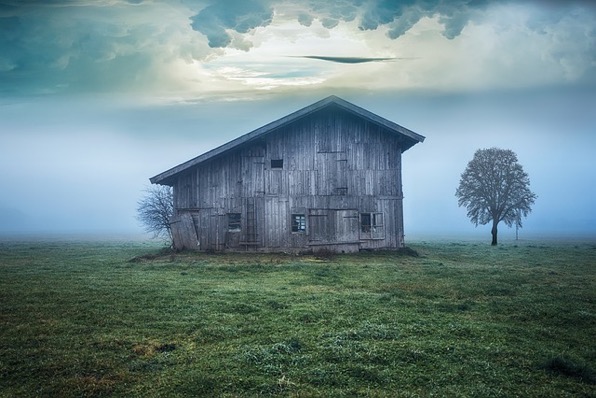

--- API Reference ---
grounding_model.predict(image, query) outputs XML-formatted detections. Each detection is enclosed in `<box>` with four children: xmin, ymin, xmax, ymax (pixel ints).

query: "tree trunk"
<box><xmin>491</xmin><ymin>220</ymin><xmax>498</xmax><ymax>246</ymax></box>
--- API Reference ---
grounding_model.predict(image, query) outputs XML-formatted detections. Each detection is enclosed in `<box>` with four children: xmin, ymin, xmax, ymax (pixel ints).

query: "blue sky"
<box><xmin>1</xmin><ymin>0</ymin><xmax>595</xmax><ymax>239</ymax></box>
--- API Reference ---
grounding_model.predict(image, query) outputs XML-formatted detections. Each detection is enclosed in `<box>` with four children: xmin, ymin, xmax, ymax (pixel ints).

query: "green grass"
<box><xmin>1</xmin><ymin>238</ymin><xmax>595</xmax><ymax>397</ymax></box>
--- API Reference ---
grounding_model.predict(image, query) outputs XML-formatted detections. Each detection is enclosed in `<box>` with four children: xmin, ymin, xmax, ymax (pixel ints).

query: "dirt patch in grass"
<box><xmin>397</xmin><ymin>246</ymin><xmax>419</xmax><ymax>257</ymax></box>
<box><xmin>132</xmin><ymin>341</ymin><xmax>177</xmax><ymax>357</ymax></box>
<box><xmin>128</xmin><ymin>247</ymin><xmax>174</xmax><ymax>263</ymax></box>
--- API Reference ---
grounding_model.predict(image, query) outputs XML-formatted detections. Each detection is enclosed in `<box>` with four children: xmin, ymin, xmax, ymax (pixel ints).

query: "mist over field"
<box><xmin>1</xmin><ymin>1</ymin><xmax>594</xmax><ymax>240</ymax></box>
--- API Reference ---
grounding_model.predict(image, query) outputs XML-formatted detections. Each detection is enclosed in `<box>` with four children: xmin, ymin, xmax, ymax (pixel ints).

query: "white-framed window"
<box><xmin>291</xmin><ymin>214</ymin><xmax>306</xmax><ymax>232</ymax></box>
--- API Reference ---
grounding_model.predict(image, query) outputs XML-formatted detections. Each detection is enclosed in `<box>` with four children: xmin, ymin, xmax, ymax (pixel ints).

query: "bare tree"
<box><xmin>137</xmin><ymin>185</ymin><xmax>174</xmax><ymax>244</ymax></box>
<box><xmin>456</xmin><ymin>148</ymin><xmax>536</xmax><ymax>245</ymax></box>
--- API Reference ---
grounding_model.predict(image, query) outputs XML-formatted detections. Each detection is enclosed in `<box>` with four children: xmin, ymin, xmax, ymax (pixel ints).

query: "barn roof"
<box><xmin>150</xmin><ymin>95</ymin><xmax>425</xmax><ymax>185</ymax></box>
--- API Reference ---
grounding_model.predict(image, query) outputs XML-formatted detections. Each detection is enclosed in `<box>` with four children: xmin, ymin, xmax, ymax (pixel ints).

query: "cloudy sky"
<box><xmin>1</xmin><ymin>0</ymin><xmax>595</xmax><ymax>240</ymax></box>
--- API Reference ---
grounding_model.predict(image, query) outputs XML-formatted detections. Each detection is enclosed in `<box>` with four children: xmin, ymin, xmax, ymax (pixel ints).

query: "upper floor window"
<box><xmin>271</xmin><ymin>159</ymin><xmax>283</xmax><ymax>169</ymax></box>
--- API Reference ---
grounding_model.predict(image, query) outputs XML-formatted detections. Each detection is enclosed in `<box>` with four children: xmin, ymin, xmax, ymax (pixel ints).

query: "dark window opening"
<box><xmin>291</xmin><ymin>214</ymin><xmax>306</xmax><ymax>232</ymax></box>
<box><xmin>271</xmin><ymin>159</ymin><xmax>283</xmax><ymax>169</ymax></box>
<box><xmin>228</xmin><ymin>213</ymin><xmax>241</xmax><ymax>232</ymax></box>
<box><xmin>361</xmin><ymin>213</ymin><xmax>372</xmax><ymax>233</ymax></box>
<box><xmin>361</xmin><ymin>212</ymin><xmax>384</xmax><ymax>239</ymax></box>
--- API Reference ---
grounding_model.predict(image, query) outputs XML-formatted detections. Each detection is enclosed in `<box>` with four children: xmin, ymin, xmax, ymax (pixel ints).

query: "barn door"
<box><xmin>208</xmin><ymin>212</ymin><xmax>226</xmax><ymax>251</ymax></box>
<box><xmin>170</xmin><ymin>212</ymin><xmax>198</xmax><ymax>250</ymax></box>
<box><xmin>335</xmin><ymin>209</ymin><xmax>359</xmax><ymax>242</ymax></box>
<box><xmin>308</xmin><ymin>209</ymin><xmax>329</xmax><ymax>243</ymax></box>
<box><xmin>309</xmin><ymin>209</ymin><xmax>359</xmax><ymax>244</ymax></box>
<box><xmin>264</xmin><ymin>197</ymin><xmax>288</xmax><ymax>248</ymax></box>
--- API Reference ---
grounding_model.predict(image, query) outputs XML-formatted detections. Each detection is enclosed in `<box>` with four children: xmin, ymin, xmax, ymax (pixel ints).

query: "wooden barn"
<box><xmin>150</xmin><ymin>95</ymin><xmax>425</xmax><ymax>252</ymax></box>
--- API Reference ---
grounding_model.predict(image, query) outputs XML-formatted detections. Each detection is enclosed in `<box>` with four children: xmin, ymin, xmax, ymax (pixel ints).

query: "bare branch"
<box><xmin>136</xmin><ymin>185</ymin><xmax>174</xmax><ymax>245</ymax></box>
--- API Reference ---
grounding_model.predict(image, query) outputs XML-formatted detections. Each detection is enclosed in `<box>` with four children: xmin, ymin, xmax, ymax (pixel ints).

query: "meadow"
<box><xmin>0</xmin><ymin>238</ymin><xmax>594</xmax><ymax>397</ymax></box>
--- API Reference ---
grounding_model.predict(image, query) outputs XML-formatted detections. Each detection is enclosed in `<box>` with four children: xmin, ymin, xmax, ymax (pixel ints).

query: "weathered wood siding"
<box><xmin>172</xmin><ymin>106</ymin><xmax>407</xmax><ymax>252</ymax></box>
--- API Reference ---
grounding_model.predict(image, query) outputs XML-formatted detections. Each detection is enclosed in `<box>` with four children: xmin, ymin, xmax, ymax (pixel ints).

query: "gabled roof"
<box><xmin>150</xmin><ymin>95</ymin><xmax>425</xmax><ymax>185</ymax></box>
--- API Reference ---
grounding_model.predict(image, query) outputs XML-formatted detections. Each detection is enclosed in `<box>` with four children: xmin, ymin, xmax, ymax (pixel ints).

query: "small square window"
<box><xmin>228</xmin><ymin>213</ymin><xmax>241</xmax><ymax>232</ymax></box>
<box><xmin>291</xmin><ymin>214</ymin><xmax>306</xmax><ymax>232</ymax></box>
<box><xmin>271</xmin><ymin>159</ymin><xmax>283</xmax><ymax>169</ymax></box>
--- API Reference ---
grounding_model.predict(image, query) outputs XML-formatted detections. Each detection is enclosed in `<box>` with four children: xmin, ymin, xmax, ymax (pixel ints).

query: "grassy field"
<box><xmin>0</xmin><ymin>238</ymin><xmax>594</xmax><ymax>397</ymax></box>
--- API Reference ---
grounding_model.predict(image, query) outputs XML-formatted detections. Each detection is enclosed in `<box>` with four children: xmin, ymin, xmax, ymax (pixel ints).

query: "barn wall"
<box><xmin>171</xmin><ymin>107</ymin><xmax>407</xmax><ymax>252</ymax></box>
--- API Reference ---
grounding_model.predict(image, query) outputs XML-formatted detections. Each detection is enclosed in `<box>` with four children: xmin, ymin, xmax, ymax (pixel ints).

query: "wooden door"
<box><xmin>308</xmin><ymin>209</ymin><xmax>329</xmax><ymax>243</ymax></box>
<box><xmin>264</xmin><ymin>197</ymin><xmax>288</xmax><ymax>248</ymax></box>
<box><xmin>335</xmin><ymin>209</ymin><xmax>359</xmax><ymax>243</ymax></box>
<box><xmin>208</xmin><ymin>212</ymin><xmax>225</xmax><ymax>251</ymax></box>
<box><xmin>309</xmin><ymin>209</ymin><xmax>358</xmax><ymax>244</ymax></box>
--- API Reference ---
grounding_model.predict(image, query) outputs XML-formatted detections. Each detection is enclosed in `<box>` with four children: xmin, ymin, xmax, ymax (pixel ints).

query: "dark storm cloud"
<box><xmin>321</xmin><ymin>17</ymin><xmax>340</xmax><ymax>29</ymax></box>
<box><xmin>297</xmin><ymin>12</ymin><xmax>314</xmax><ymax>26</ymax></box>
<box><xmin>189</xmin><ymin>0</ymin><xmax>493</xmax><ymax>47</ymax></box>
<box><xmin>190</xmin><ymin>0</ymin><xmax>274</xmax><ymax>48</ymax></box>
<box><xmin>188</xmin><ymin>0</ymin><xmax>596</xmax><ymax>47</ymax></box>
<box><xmin>318</xmin><ymin>0</ymin><xmax>491</xmax><ymax>40</ymax></box>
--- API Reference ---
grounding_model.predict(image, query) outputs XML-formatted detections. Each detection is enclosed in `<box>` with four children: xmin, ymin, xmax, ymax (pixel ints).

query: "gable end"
<box><xmin>150</xmin><ymin>96</ymin><xmax>424</xmax><ymax>185</ymax></box>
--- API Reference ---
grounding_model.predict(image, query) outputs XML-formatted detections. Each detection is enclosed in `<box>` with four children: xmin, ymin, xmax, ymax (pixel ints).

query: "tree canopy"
<box><xmin>456</xmin><ymin>148</ymin><xmax>536</xmax><ymax>245</ymax></box>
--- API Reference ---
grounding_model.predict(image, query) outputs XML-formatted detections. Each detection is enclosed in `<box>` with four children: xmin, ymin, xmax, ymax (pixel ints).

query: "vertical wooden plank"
<box><xmin>264</xmin><ymin>197</ymin><xmax>279</xmax><ymax>247</ymax></box>
<box><xmin>197</xmin><ymin>210</ymin><xmax>209</xmax><ymax>249</ymax></box>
